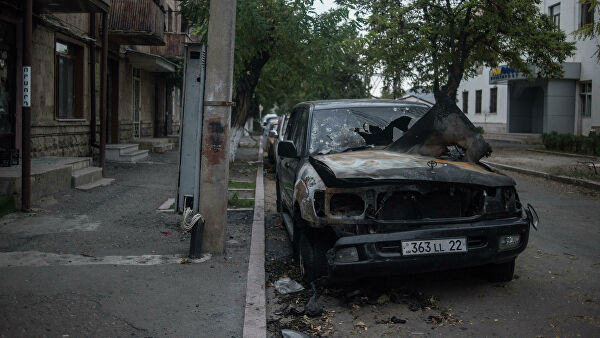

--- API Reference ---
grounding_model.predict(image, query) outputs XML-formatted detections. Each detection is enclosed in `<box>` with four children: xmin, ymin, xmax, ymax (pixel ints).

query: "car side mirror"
<box><xmin>269</xmin><ymin>130</ymin><xmax>278</xmax><ymax>138</ymax></box>
<box><xmin>278</xmin><ymin>140</ymin><xmax>297</xmax><ymax>158</ymax></box>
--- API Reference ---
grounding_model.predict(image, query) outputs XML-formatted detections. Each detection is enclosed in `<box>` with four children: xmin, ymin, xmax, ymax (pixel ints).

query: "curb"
<box><xmin>483</xmin><ymin>161</ymin><xmax>600</xmax><ymax>191</ymax></box>
<box><xmin>242</xmin><ymin>136</ymin><xmax>266</xmax><ymax>338</ymax></box>
<box><xmin>526</xmin><ymin>148</ymin><xmax>599</xmax><ymax>160</ymax></box>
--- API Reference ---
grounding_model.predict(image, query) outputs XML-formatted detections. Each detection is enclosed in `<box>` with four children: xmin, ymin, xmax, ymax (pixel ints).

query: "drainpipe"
<box><xmin>89</xmin><ymin>13</ymin><xmax>96</xmax><ymax>147</ymax></box>
<box><xmin>99</xmin><ymin>12</ymin><xmax>108</xmax><ymax>170</ymax></box>
<box><xmin>21</xmin><ymin>0</ymin><xmax>32</xmax><ymax>211</ymax></box>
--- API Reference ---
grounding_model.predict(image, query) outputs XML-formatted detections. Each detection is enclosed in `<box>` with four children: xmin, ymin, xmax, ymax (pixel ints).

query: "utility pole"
<box><xmin>196</xmin><ymin>0</ymin><xmax>237</xmax><ymax>254</ymax></box>
<box><xmin>21</xmin><ymin>0</ymin><xmax>32</xmax><ymax>211</ymax></box>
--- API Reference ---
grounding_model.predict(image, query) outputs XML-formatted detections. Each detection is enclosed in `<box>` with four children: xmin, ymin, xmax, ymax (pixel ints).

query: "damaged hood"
<box><xmin>311</xmin><ymin>150</ymin><xmax>514</xmax><ymax>187</ymax></box>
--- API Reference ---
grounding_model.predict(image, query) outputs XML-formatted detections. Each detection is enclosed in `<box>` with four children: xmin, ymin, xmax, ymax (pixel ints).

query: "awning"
<box><xmin>34</xmin><ymin>0</ymin><xmax>109</xmax><ymax>13</ymax></box>
<box><xmin>125</xmin><ymin>49</ymin><xmax>177</xmax><ymax>73</ymax></box>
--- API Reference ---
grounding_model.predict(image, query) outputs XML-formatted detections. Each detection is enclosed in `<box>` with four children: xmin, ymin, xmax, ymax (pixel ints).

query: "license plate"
<box><xmin>402</xmin><ymin>238</ymin><xmax>467</xmax><ymax>256</ymax></box>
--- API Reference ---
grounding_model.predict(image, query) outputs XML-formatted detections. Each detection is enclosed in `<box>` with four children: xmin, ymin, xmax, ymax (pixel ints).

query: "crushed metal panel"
<box><xmin>387</xmin><ymin>104</ymin><xmax>492</xmax><ymax>163</ymax></box>
<box><xmin>176</xmin><ymin>44</ymin><xmax>206</xmax><ymax>212</ymax></box>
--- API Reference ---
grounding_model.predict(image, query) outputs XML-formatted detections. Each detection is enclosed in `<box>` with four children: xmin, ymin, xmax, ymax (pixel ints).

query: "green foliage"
<box><xmin>228</xmin><ymin>192</ymin><xmax>255</xmax><ymax>208</ymax></box>
<box><xmin>342</xmin><ymin>0</ymin><xmax>576</xmax><ymax>102</ymax></box>
<box><xmin>475</xmin><ymin>126</ymin><xmax>485</xmax><ymax>135</ymax></box>
<box><xmin>228</xmin><ymin>180</ymin><xmax>256</xmax><ymax>189</ymax></box>
<box><xmin>181</xmin><ymin>0</ymin><xmax>371</xmax><ymax>124</ymax></box>
<box><xmin>542</xmin><ymin>131</ymin><xmax>600</xmax><ymax>156</ymax></box>
<box><xmin>574</xmin><ymin>0</ymin><xmax>600</xmax><ymax>60</ymax></box>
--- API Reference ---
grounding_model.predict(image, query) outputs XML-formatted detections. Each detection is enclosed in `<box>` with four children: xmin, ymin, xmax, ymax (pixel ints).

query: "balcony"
<box><xmin>6</xmin><ymin>0</ymin><xmax>110</xmax><ymax>12</ymax></box>
<box><xmin>149</xmin><ymin>32</ymin><xmax>199</xmax><ymax>59</ymax></box>
<box><xmin>108</xmin><ymin>0</ymin><xmax>165</xmax><ymax>46</ymax></box>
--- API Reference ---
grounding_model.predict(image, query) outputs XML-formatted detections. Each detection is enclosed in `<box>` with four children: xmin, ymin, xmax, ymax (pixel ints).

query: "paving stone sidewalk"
<box><xmin>486</xmin><ymin>146</ymin><xmax>600</xmax><ymax>184</ymax></box>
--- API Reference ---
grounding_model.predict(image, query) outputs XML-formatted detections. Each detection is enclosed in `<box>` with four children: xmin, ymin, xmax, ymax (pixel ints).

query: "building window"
<box><xmin>462</xmin><ymin>91</ymin><xmax>469</xmax><ymax>114</ymax></box>
<box><xmin>167</xmin><ymin>8</ymin><xmax>173</xmax><ymax>32</ymax></box>
<box><xmin>580</xmin><ymin>82</ymin><xmax>592</xmax><ymax>117</ymax></box>
<box><xmin>181</xmin><ymin>15</ymin><xmax>188</xmax><ymax>33</ymax></box>
<box><xmin>550</xmin><ymin>3</ymin><xmax>561</xmax><ymax>27</ymax></box>
<box><xmin>475</xmin><ymin>90</ymin><xmax>482</xmax><ymax>114</ymax></box>
<box><xmin>489</xmin><ymin>87</ymin><xmax>497</xmax><ymax>114</ymax></box>
<box><xmin>55</xmin><ymin>40</ymin><xmax>83</xmax><ymax>119</ymax></box>
<box><xmin>581</xmin><ymin>1</ymin><xmax>595</xmax><ymax>27</ymax></box>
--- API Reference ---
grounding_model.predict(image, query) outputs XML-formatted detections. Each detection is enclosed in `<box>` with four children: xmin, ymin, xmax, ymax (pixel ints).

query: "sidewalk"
<box><xmin>484</xmin><ymin>145</ymin><xmax>600</xmax><ymax>190</ymax></box>
<box><xmin>0</xmin><ymin>142</ymin><xmax>258</xmax><ymax>337</ymax></box>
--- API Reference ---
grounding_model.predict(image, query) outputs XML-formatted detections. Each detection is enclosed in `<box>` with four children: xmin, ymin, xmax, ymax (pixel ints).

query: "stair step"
<box><xmin>152</xmin><ymin>143</ymin><xmax>174</xmax><ymax>153</ymax></box>
<box><xmin>71</xmin><ymin>166</ymin><xmax>103</xmax><ymax>188</ymax></box>
<box><xmin>116</xmin><ymin>149</ymin><xmax>149</xmax><ymax>163</ymax></box>
<box><xmin>76</xmin><ymin>178</ymin><xmax>115</xmax><ymax>191</ymax></box>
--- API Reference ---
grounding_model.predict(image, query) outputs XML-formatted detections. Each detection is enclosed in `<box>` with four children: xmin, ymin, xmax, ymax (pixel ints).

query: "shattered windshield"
<box><xmin>309</xmin><ymin>105</ymin><xmax>430</xmax><ymax>155</ymax></box>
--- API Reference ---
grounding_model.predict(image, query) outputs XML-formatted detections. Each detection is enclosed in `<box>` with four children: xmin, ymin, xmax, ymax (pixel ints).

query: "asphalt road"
<box><xmin>0</xmin><ymin>149</ymin><xmax>256</xmax><ymax>338</ymax></box>
<box><xmin>265</xmin><ymin>169</ymin><xmax>600</xmax><ymax>337</ymax></box>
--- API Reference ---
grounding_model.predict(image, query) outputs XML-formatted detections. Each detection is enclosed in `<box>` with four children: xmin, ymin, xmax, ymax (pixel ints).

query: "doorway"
<box><xmin>508</xmin><ymin>84</ymin><xmax>544</xmax><ymax>133</ymax></box>
<box><xmin>107</xmin><ymin>59</ymin><xmax>119</xmax><ymax>143</ymax></box>
<box><xmin>0</xmin><ymin>20</ymin><xmax>16</xmax><ymax>151</ymax></box>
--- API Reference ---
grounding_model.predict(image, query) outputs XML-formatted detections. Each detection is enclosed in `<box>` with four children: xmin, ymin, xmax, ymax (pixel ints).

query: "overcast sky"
<box><xmin>312</xmin><ymin>0</ymin><xmax>338</xmax><ymax>14</ymax></box>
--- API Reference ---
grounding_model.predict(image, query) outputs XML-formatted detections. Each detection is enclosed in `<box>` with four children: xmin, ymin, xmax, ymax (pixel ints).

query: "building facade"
<box><xmin>0</xmin><ymin>0</ymin><xmax>192</xmax><ymax>159</ymax></box>
<box><xmin>457</xmin><ymin>0</ymin><xmax>600</xmax><ymax>135</ymax></box>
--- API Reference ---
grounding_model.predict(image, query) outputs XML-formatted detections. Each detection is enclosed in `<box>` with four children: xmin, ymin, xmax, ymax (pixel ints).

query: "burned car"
<box><xmin>276</xmin><ymin>100</ymin><xmax>537</xmax><ymax>283</ymax></box>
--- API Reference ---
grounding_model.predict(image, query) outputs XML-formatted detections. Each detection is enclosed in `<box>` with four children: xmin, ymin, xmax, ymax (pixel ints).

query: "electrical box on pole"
<box><xmin>176</xmin><ymin>43</ymin><xmax>207</xmax><ymax>213</ymax></box>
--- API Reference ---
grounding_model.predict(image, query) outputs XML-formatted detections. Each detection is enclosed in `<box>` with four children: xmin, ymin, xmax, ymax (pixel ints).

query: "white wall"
<box><xmin>457</xmin><ymin>0</ymin><xmax>600</xmax><ymax>134</ymax></box>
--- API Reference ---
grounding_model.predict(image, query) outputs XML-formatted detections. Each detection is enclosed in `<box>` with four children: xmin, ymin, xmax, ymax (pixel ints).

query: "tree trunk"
<box><xmin>228</xmin><ymin>52</ymin><xmax>269</xmax><ymax>162</ymax></box>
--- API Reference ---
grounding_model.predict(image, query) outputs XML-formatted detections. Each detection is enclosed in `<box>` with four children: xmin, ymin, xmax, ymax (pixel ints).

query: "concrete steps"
<box><xmin>106</xmin><ymin>144</ymin><xmax>149</xmax><ymax>163</ymax></box>
<box><xmin>71</xmin><ymin>166</ymin><xmax>103</xmax><ymax>187</ymax></box>
<box><xmin>153</xmin><ymin>143</ymin><xmax>173</xmax><ymax>153</ymax></box>
<box><xmin>133</xmin><ymin>138</ymin><xmax>176</xmax><ymax>153</ymax></box>
<box><xmin>66</xmin><ymin>157</ymin><xmax>112</xmax><ymax>191</ymax></box>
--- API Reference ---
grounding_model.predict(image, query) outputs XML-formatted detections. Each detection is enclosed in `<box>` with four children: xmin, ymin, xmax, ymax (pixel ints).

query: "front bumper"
<box><xmin>327</xmin><ymin>217</ymin><xmax>530</xmax><ymax>281</ymax></box>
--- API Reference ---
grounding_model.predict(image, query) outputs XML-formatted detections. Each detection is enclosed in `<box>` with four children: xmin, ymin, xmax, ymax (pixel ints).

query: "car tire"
<box><xmin>486</xmin><ymin>259</ymin><xmax>515</xmax><ymax>282</ymax></box>
<box><xmin>275</xmin><ymin>178</ymin><xmax>282</xmax><ymax>213</ymax></box>
<box><xmin>298</xmin><ymin>230</ymin><xmax>329</xmax><ymax>283</ymax></box>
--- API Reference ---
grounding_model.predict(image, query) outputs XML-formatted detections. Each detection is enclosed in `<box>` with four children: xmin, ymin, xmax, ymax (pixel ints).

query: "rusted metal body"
<box><xmin>291</xmin><ymin>150</ymin><xmax>518</xmax><ymax>227</ymax></box>
<box><xmin>108</xmin><ymin>0</ymin><xmax>165</xmax><ymax>46</ymax></box>
<box><xmin>276</xmin><ymin>100</ymin><xmax>534</xmax><ymax>282</ymax></box>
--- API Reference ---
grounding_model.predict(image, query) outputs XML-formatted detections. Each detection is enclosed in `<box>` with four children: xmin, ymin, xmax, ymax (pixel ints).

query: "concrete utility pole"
<box><xmin>197</xmin><ymin>0</ymin><xmax>237</xmax><ymax>253</ymax></box>
<box><xmin>21</xmin><ymin>0</ymin><xmax>32</xmax><ymax>211</ymax></box>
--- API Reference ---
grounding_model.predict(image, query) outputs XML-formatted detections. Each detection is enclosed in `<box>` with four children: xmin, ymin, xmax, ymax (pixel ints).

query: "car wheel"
<box><xmin>298</xmin><ymin>230</ymin><xmax>329</xmax><ymax>283</ymax></box>
<box><xmin>275</xmin><ymin>178</ymin><xmax>282</xmax><ymax>212</ymax></box>
<box><xmin>486</xmin><ymin>259</ymin><xmax>515</xmax><ymax>282</ymax></box>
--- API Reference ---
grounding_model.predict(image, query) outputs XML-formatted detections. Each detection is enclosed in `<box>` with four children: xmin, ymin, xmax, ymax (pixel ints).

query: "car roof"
<box><xmin>298</xmin><ymin>99</ymin><xmax>431</xmax><ymax>111</ymax></box>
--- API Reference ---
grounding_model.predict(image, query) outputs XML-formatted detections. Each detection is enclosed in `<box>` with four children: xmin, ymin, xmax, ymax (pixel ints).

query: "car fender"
<box><xmin>293</xmin><ymin>163</ymin><xmax>326</xmax><ymax>226</ymax></box>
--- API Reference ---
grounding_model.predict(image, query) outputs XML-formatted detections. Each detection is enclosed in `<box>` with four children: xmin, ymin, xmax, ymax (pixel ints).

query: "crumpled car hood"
<box><xmin>311</xmin><ymin>150</ymin><xmax>514</xmax><ymax>187</ymax></box>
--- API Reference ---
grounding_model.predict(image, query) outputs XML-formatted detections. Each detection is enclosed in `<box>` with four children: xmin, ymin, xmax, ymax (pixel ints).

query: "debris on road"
<box><xmin>281</xmin><ymin>329</ymin><xmax>310</xmax><ymax>338</ymax></box>
<box><xmin>274</xmin><ymin>277</ymin><xmax>304</xmax><ymax>294</ymax></box>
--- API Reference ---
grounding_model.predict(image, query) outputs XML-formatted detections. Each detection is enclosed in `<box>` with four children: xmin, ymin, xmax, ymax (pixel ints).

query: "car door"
<box><xmin>278</xmin><ymin>106</ymin><xmax>309</xmax><ymax>210</ymax></box>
